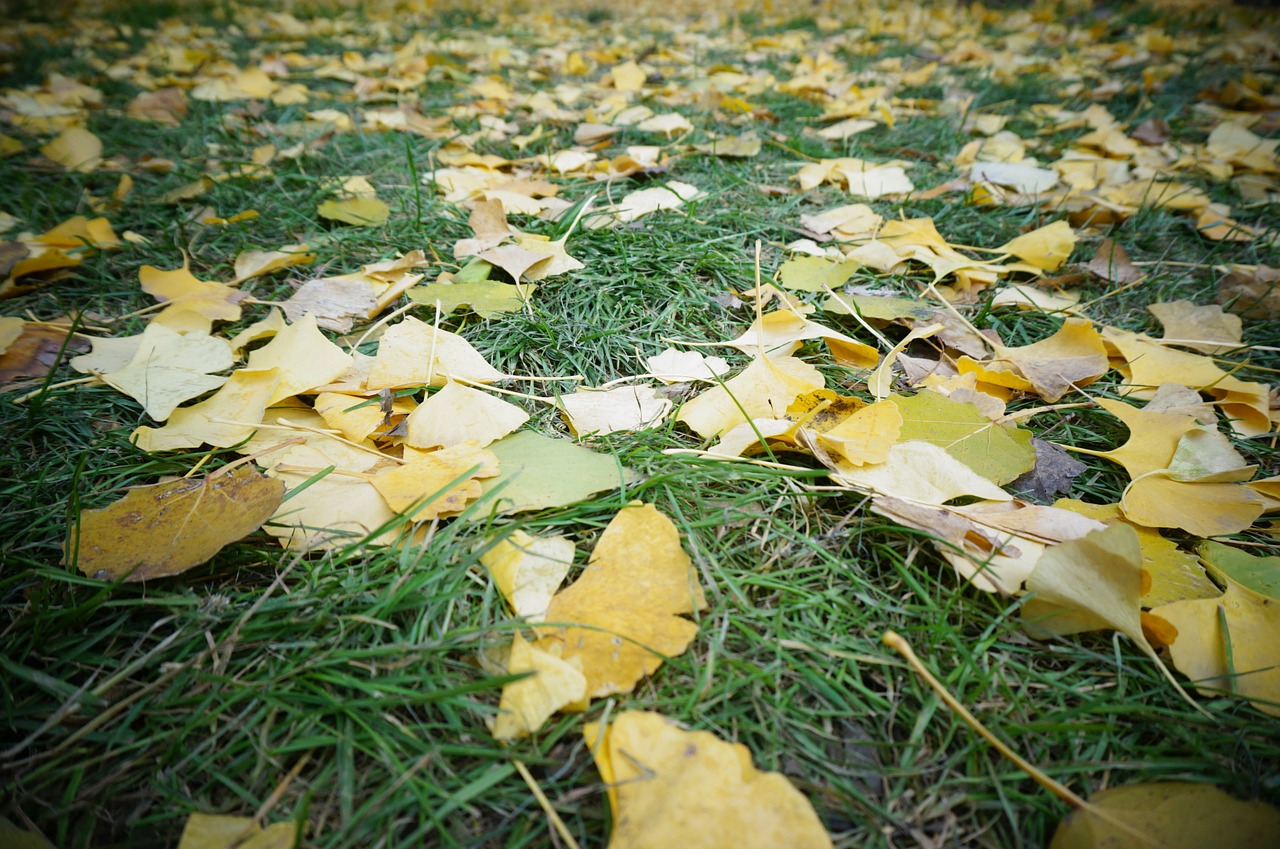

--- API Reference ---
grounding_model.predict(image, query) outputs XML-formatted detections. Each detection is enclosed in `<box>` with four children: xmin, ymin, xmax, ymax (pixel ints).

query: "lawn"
<box><xmin>2</xmin><ymin>0</ymin><xmax>1279</xmax><ymax>847</ymax></box>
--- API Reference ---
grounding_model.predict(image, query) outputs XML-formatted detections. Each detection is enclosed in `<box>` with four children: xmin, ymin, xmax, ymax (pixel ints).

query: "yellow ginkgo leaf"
<box><xmin>245</xmin><ymin>313</ymin><xmax>354</xmax><ymax>404</ymax></box>
<box><xmin>264</xmin><ymin>443</ymin><xmax>398</xmax><ymax>551</ymax></box>
<box><xmin>365</xmin><ymin>315</ymin><xmax>502</xmax><ymax>390</ymax></box>
<box><xmin>1121</xmin><ymin>470</ymin><xmax>1266</xmax><ymax>537</ymax></box>
<box><xmin>313</xmin><ymin>392</ymin><xmax>386</xmax><ymax>443</ymax></box>
<box><xmin>723</xmin><ymin>309</ymin><xmax>879</xmax><ymax>367</ymax></box>
<box><xmin>176</xmin><ymin>813</ymin><xmax>294</xmax><ymax>849</ymax></box>
<box><xmin>1152</xmin><ymin>575</ymin><xmax>1280</xmax><ymax>717</ymax></box>
<box><xmin>997</xmin><ymin>219</ymin><xmax>1077</xmax><ymax>271</ymax></box>
<box><xmin>1148</xmin><ymin>300</ymin><xmax>1243</xmax><ymax>355</ymax></box>
<box><xmin>677</xmin><ymin>353</ymin><xmax>824</xmax><ymax>439</ymax></box>
<box><xmin>534</xmin><ymin>502</ymin><xmax>706</xmax><ymax>699</ymax></box>
<box><xmin>1053</xmin><ymin>500</ymin><xmax>1219</xmax><ymax>607</ymax></box>
<box><xmin>139</xmin><ymin>259</ymin><xmax>247</xmax><ymax>330</ymax></box>
<box><xmin>67</xmin><ymin>466</ymin><xmax>283</xmax><ymax>582</ymax></box>
<box><xmin>831</xmin><ymin>440</ymin><xmax>1011</xmax><ymax>504</ymax></box>
<box><xmin>797</xmin><ymin>397</ymin><xmax>902</xmax><ymax>469</ymax></box>
<box><xmin>559</xmin><ymin>385</ymin><xmax>672</xmax><ymax>436</ymax></box>
<box><xmin>991</xmin><ymin>318</ymin><xmax>1108</xmax><ymax>402</ymax></box>
<box><xmin>317</xmin><ymin>196</ymin><xmax>390</xmax><ymax>226</ymax></box>
<box><xmin>403</xmin><ymin>379</ymin><xmax>528</xmax><ymax>449</ymax></box>
<box><xmin>229</xmin><ymin>243</ymin><xmax>315</xmax><ymax>285</ymax></box>
<box><xmin>41</xmin><ymin>126</ymin><xmax>101</xmax><ymax>172</ymax></box>
<box><xmin>100</xmin><ymin>324</ymin><xmax>233</xmax><ymax>421</ymax></box>
<box><xmin>482</xmin><ymin>529</ymin><xmax>575</xmax><ymax>622</ymax></box>
<box><xmin>582</xmin><ymin>711</ymin><xmax>832</xmax><ymax>849</ymax></box>
<box><xmin>490</xmin><ymin>633</ymin><xmax>587</xmax><ymax>740</ymax></box>
<box><xmin>1077</xmin><ymin>397</ymin><xmax>1198</xmax><ymax>479</ymax></box>
<box><xmin>132</xmin><ymin>368</ymin><xmax>281</xmax><ymax>453</ymax></box>
<box><xmin>371</xmin><ymin>444</ymin><xmax>498</xmax><ymax>517</ymax></box>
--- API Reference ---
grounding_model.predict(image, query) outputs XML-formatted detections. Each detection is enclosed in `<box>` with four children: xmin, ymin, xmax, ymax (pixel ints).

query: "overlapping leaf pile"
<box><xmin>3</xmin><ymin>0</ymin><xmax>1280</xmax><ymax>845</ymax></box>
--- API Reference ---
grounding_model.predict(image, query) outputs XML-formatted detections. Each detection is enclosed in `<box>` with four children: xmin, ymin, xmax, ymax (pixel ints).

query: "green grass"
<box><xmin>3</xmin><ymin>0</ymin><xmax>1280</xmax><ymax>847</ymax></box>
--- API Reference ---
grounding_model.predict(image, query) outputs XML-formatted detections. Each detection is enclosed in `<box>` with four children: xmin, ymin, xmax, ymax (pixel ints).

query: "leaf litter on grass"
<box><xmin>4</xmin><ymin>0</ymin><xmax>1280</xmax><ymax>845</ymax></box>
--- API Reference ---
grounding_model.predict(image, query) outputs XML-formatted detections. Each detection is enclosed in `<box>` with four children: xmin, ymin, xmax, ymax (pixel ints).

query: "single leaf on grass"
<box><xmin>512</xmin><ymin>232</ymin><xmax>584</xmax><ymax>281</ymax></box>
<box><xmin>1049</xmin><ymin>782</ymin><xmax>1280</xmax><ymax>849</ymax></box>
<box><xmin>264</xmin><ymin>443</ymin><xmax>398</xmax><ymax>551</ymax></box>
<box><xmin>1150</xmin><ymin>574</ymin><xmax>1280</xmax><ymax>716</ymax></box>
<box><xmin>41</xmin><ymin>126</ymin><xmax>102</xmax><ymax>172</ymax></box>
<box><xmin>997</xmin><ymin>220</ymin><xmax>1077</xmax><ymax>271</ymax></box>
<box><xmin>99</xmin><ymin>325</ymin><xmax>233</xmax><ymax>421</ymax></box>
<box><xmin>722</xmin><ymin>310</ymin><xmax>879</xmax><ymax>367</ymax></box>
<box><xmin>407</xmin><ymin>276</ymin><xmax>533</xmax><ymax>318</ymax></box>
<box><xmin>1073</xmin><ymin>397</ymin><xmax>1198</xmax><ymax>478</ymax></box>
<box><xmin>559</xmin><ymin>385</ymin><xmax>672</xmax><ymax>436</ymax></box>
<box><xmin>177</xmin><ymin>812</ymin><xmax>295</xmax><ymax>849</ymax></box>
<box><xmin>1054</xmin><ymin>500</ymin><xmax>1219</xmax><ymax>606</ymax></box>
<box><xmin>67</xmin><ymin>465</ymin><xmax>284</xmax><ymax>582</ymax></box>
<box><xmin>132</xmin><ymin>367</ymin><xmax>281</xmax><ymax>452</ymax></box>
<box><xmin>478</xmin><ymin>431</ymin><xmax>641</xmax><ymax>514</ymax></box>
<box><xmin>282</xmin><ymin>277</ymin><xmax>378</xmax><ymax>332</ymax></box>
<box><xmin>1197</xmin><ymin>541</ymin><xmax>1280</xmax><ymax>601</ymax></box>
<box><xmin>582</xmin><ymin>711</ymin><xmax>832</xmax><ymax>849</ymax></box>
<box><xmin>229</xmin><ymin>244</ymin><xmax>315</xmax><ymax>285</ymax></box>
<box><xmin>645</xmin><ymin>348</ymin><xmax>731</xmax><ymax>383</ymax></box>
<box><xmin>777</xmin><ymin>256</ymin><xmax>861</xmax><ymax>292</ymax></box>
<box><xmin>403</xmin><ymin>379</ymin><xmax>529</xmax><ymax>449</ymax></box>
<box><xmin>0</xmin><ymin>321</ymin><xmax>85</xmax><ymax>386</ymax></box>
<box><xmin>678</xmin><ymin>353</ymin><xmax>824</xmax><ymax>438</ymax></box>
<box><xmin>795</xmin><ymin>397</ymin><xmax>901</xmax><ymax>469</ymax></box>
<box><xmin>482</xmin><ymin>529</ymin><xmax>575</xmax><ymax>621</ymax></box>
<box><xmin>535</xmin><ymin>503</ymin><xmax>706</xmax><ymax>699</ymax></box>
<box><xmin>139</xmin><ymin>259</ymin><xmax>247</xmax><ymax>331</ymax></box>
<box><xmin>892</xmin><ymin>391</ymin><xmax>1036</xmax><ymax>485</ymax></box>
<box><xmin>490</xmin><ymin>633</ymin><xmax>587</xmax><ymax>740</ymax></box>
<box><xmin>317</xmin><ymin>196</ymin><xmax>390</xmax><ymax>226</ymax></box>
<box><xmin>1083</xmin><ymin>236</ymin><xmax>1143</xmax><ymax>284</ymax></box>
<box><xmin>614</xmin><ymin>180</ymin><xmax>700</xmax><ymax>223</ymax></box>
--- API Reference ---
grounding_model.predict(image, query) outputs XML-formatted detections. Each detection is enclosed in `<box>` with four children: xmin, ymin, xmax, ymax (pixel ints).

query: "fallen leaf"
<box><xmin>404</xmin><ymin>379</ymin><xmax>529</xmax><ymax>449</ymax></box>
<box><xmin>139</xmin><ymin>259</ymin><xmax>247</xmax><ymax>330</ymax></box>
<box><xmin>41</xmin><ymin>126</ymin><xmax>101</xmax><ymax>172</ymax></box>
<box><xmin>245</xmin><ymin>313</ymin><xmax>354</xmax><ymax>404</ymax></box>
<box><xmin>830</xmin><ymin>440</ymin><xmax>1011</xmax><ymax>504</ymax></box>
<box><xmin>1049</xmin><ymin>782</ymin><xmax>1280</xmax><ymax>849</ymax></box>
<box><xmin>535</xmin><ymin>503</ymin><xmax>705</xmax><ymax>698</ymax></box>
<box><xmin>99</xmin><ymin>325</ymin><xmax>233</xmax><ymax>420</ymax></box>
<box><xmin>1152</xmin><ymin>575</ymin><xmax>1280</xmax><ymax>717</ymax></box>
<box><xmin>1148</xmin><ymin>299</ymin><xmax>1243</xmax><ymax>355</ymax></box>
<box><xmin>132</xmin><ymin>367</ymin><xmax>281</xmax><ymax>452</ymax></box>
<box><xmin>1197</xmin><ymin>541</ymin><xmax>1280</xmax><ymax>601</ymax></box>
<box><xmin>283</xmin><ymin>277</ymin><xmax>378</xmax><ymax>332</ymax></box>
<box><xmin>229</xmin><ymin>244</ymin><xmax>315</xmax><ymax>285</ymax></box>
<box><xmin>583</xmin><ymin>711</ymin><xmax>832</xmax><ymax>849</ymax></box>
<box><xmin>483</xmin><ymin>529</ymin><xmax>575</xmax><ymax>621</ymax></box>
<box><xmin>678</xmin><ymin>353</ymin><xmax>825</xmax><ymax>439</ymax></box>
<box><xmin>1121</xmin><ymin>471</ymin><xmax>1265</xmax><ymax>537</ymax></box>
<box><xmin>559</xmin><ymin>385</ymin><xmax>672</xmax><ymax>436</ymax></box>
<box><xmin>998</xmin><ymin>220</ymin><xmax>1077</xmax><ymax>271</ymax></box>
<box><xmin>264</xmin><ymin>443</ymin><xmax>398</xmax><ymax>551</ymax></box>
<box><xmin>614</xmin><ymin>181</ymin><xmax>701</xmax><ymax>223</ymax></box>
<box><xmin>0</xmin><ymin>321</ymin><xmax>84</xmax><ymax>386</ymax></box>
<box><xmin>1084</xmin><ymin>237</ymin><xmax>1143</xmax><ymax>285</ymax></box>
<box><xmin>645</xmin><ymin>349</ymin><xmax>731</xmax><ymax>383</ymax></box>
<box><xmin>490</xmin><ymin>633</ymin><xmax>587</xmax><ymax>740</ymax></box>
<box><xmin>365</xmin><ymin>315</ymin><xmax>502</xmax><ymax>390</ymax></box>
<box><xmin>1009</xmin><ymin>439</ymin><xmax>1087</xmax><ymax>503</ymax></box>
<box><xmin>407</xmin><ymin>276</ymin><xmax>532</xmax><ymax>318</ymax></box>
<box><xmin>317</xmin><ymin>196</ymin><xmax>390</xmax><ymax>226</ymax></box>
<box><xmin>990</xmin><ymin>318</ymin><xmax>1109</xmax><ymax>402</ymax></box>
<box><xmin>371</xmin><ymin>444</ymin><xmax>499</xmax><ymax>517</ymax></box>
<box><xmin>1054</xmin><ymin>500</ymin><xmax>1219</xmax><ymax>606</ymax></box>
<box><xmin>67</xmin><ymin>466</ymin><xmax>284</xmax><ymax>582</ymax></box>
<box><xmin>478</xmin><ymin>431</ymin><xmax>641</xmax><ymax>514</ymax></box>
<box><xmin>177</xmin><ymin>812</ymin><xmax>295</xmax><ymax>849</ymax></box>
<box><xmin>893</xmin><ymin>390</ymin><xmax>1036</xmax><ymax>485</ymax></box>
